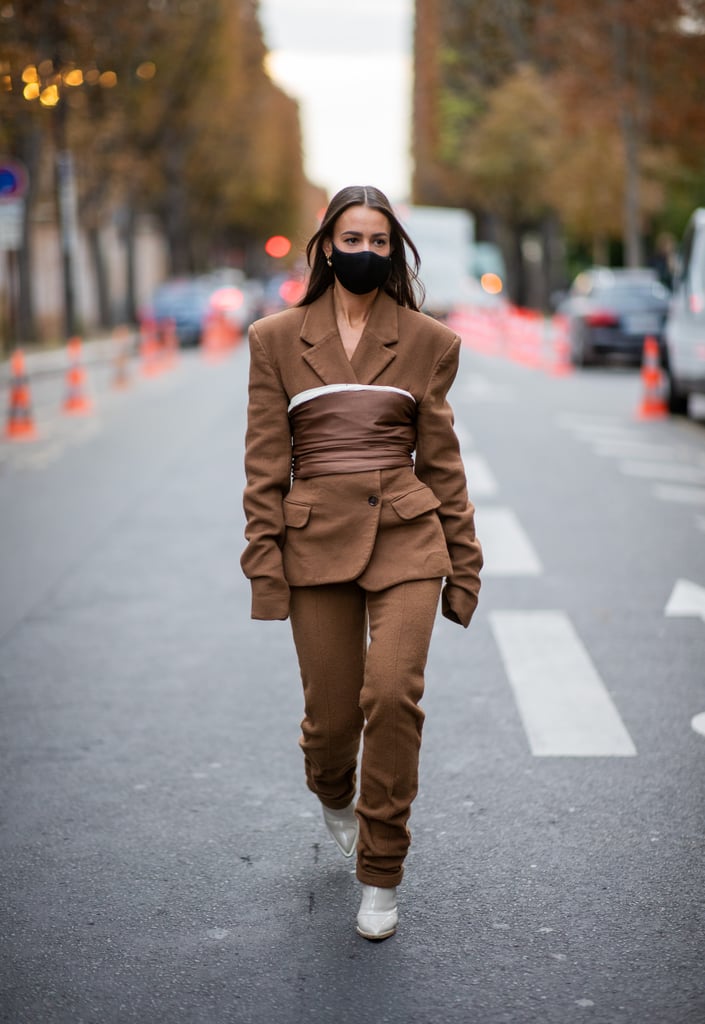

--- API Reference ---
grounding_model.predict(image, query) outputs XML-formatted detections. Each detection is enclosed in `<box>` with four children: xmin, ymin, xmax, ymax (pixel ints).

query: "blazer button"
<box><xmin>368</xmin><ymin>495</ymin><xmax>379</xmax><ymax>507</ymax></box>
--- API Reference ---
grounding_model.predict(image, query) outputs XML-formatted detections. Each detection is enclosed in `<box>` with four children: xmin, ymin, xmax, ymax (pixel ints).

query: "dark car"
<box><xmin>662</xmin><ymin>208</ymin><xmax>705</xmax><ymax>415</ymax></box>
<box><xmin>558</xmin><ymin>268</ymin><xmax>670</xmax><ymax>367</ymax></box>
<box><xmin>146</xmin><ymin>271</ymin><xmax>260</xmax><ymax>346</ymax></box>
<box><xmin>148</xmin><ymin>277</ymin><xmax>217</xmax><ymax>347</ymax></box>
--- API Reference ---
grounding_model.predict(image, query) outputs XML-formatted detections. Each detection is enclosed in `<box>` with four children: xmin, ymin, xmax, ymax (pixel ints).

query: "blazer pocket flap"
<box><xmin>283</xmin><ymin>499</ymin><xmax>311</xmax><ymax>528</ymax></box>
<box><xmin>391</xmin><ymin>487</ymin><xmax>441</xmax><ymax>520</ymax></box>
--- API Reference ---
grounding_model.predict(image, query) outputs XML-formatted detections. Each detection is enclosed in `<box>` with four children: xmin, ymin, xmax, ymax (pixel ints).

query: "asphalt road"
<box><xmin>1</xmin><ymin>333</ymin><xmax>704</xmax><ymax>1024</ymax></box>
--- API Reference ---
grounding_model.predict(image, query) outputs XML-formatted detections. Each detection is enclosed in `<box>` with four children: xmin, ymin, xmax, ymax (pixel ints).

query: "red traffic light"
<box><xmin>265</xmin><ymin>235</ymin><xmax>291</xmax><ymax>259</ymax></box>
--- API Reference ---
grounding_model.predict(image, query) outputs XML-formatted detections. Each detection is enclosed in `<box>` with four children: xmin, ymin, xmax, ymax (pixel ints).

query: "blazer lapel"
<box><xmin>350</xmin><ymin>291</ymin><xmax>399</xmax><ymax>383</ymax></box>
<box><xmin>299</xmin><ymin>288</ymin><xmax>400</xmax><ymax>385</ymax></box>
<box><xmin>300</xmin><ymin>290</ymin><xmax>358</xmax><ymax>385</ymax></box>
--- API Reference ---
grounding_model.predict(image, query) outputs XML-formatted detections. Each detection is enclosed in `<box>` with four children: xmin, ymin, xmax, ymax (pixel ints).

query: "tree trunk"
<box><xmin>123</xmin><ymin>202</ymin><xmax>138</xmax><ymax>324</ymax></box>
<box><xmin>620</xmin><ymin>104</ymin><xmax>643</xmax><ymax>267</ymax></box>
<box><xmin>16</xmin><ymin>125</ymin><xmax>42</xmax><ymax>346</ymax></box>
<box><xmin>87</xmin><ymin>225</ymin><xmax>112</xmax><ymax>328</ymax></box>
<box><xmin>540</xmin><ymin>211</ymin><xmax>565</xmax><ymax>311</ymax></box>
<box><xmin>17</xmin><ymin>194</ymin><xmax>37</xmax><ymax>347</ymax></box>
<box><xmin>592</xmin><ymin>236</ymin><xmax>609</xmax><ymax>266</ymax></box>
<box><xmin>611</xmin><ymin>8</ymin><xmax>643</xmax><ymax>267</ymax></box>
<box><xmin>510</xmin><ymin>224</ymin><xmax>527</xmax><ymax>307</ymax></box>
<box><xmin>164</xmin><ymin>144</ymin><xmax>193</xmax><ymax>275</ymax></box>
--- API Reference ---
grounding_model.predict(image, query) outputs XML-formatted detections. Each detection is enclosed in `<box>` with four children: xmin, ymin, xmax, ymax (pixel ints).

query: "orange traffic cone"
<box><xmin>63</xmin><ymin>336</ymin><xmax>93</xmax><ymax>415</ymax></box>
<box><xmin>139</xmin><ymin>318</ymin><xmax>163</xmax><ymax>377</ymax></box>
<box><xmin>636</xmin><ymin>336</ymin><xmax>667</xmax><ymax>420</ymax></box>
<box><xmin>161</xmin><ymin>318</ymin><xmax>180</xmax><ymax>371</ymax></box>
<box><xmin>111</xmin><ymin>324</ymin><xmax>132</xmax><ymax>390</ymax></box>
<box><xmin>4</xmin><ymin>349</ymin><xmax>38</xmax><ymax>441</ymax></box>
<box><xmin>201</xmin><ymin>311</ymin><xmax>229</xmax><ymax>362</ymax></box>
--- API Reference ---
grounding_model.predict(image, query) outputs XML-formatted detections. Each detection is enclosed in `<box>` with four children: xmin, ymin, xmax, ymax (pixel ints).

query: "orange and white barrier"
<box><xmin>111</xmin><ymin>325</ymin><xmax>133</xmax><ymax>390</ymax></box>
<box><xmin>636</xmin><ymin>336</ymin><xmax>667</xmax><ymax>420</ymax></box>
<box><xmin>139</xmin><ymin>317</ymin><xmax>164</xmax><ymax>377</ymax></box>
<box><xmin>4</xmin><ymin>349</ymin><xmax>38</xmax><ymax>441</ymax></box>
<box><xmin>63</xmin><ymin>336</ymin><xmax>93</xmax><ymax>415</ymax></box>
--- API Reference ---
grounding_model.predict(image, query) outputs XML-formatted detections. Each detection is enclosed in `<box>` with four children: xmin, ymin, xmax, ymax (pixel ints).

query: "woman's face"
<box><xmin>325</xmin><ymin>205</ymin><xmax>392</xmax><ymax>259</ymax></box>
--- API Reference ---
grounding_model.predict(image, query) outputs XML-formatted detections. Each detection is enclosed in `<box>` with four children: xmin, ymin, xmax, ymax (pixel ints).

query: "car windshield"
<box><xmin>592</xmin><ymin>281</ymin><xmax>669</xmax><ymax>307</ymax></box>
<box><xmin>153</xmin><ymin>281</ymin><xmax>211</xmax><ymax>314</ymax></box>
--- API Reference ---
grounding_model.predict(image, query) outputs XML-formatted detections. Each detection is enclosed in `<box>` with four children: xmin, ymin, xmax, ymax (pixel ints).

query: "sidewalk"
<box><xmin>0</xmin><ymin>329</ymin><xmax>139</xmax><ymax>382</ymax></box>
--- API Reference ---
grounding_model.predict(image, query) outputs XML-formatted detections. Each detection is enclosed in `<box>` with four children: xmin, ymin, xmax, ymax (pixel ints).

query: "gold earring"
<box><xmin>326</xmin><ymin>256</ymin><xmax>332</xmax><ymax>267</ymax></box>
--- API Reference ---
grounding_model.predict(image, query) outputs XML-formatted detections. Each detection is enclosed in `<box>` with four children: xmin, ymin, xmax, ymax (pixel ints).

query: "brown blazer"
<box><xmin>241</xmin><ymin>288</ymin><xmax>483</xmax><ymax>626</ymax></box>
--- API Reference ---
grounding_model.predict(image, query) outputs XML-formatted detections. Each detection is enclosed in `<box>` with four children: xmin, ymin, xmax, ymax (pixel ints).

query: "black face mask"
<box><xmin>330</xmin><ymin>244</ymin><xmax>392</xmax><ymax>295</ymax></box>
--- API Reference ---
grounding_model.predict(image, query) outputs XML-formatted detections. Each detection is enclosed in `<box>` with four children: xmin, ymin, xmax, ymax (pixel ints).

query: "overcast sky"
<box><xmin>258</xmin><ymin>0</ymin><xmax>414</xmax><ymax>203</ymax></box>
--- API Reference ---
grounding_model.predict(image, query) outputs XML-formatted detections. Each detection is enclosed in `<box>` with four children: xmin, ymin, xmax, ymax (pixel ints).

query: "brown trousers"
<box><xmin>289</xmin><ymin>577</ymin><xmax>442</xmax><ymax>888</ymax></box>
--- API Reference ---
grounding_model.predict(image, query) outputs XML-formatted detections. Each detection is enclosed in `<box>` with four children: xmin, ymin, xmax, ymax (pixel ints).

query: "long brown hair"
<box><xmin>297</xmin><ymin>185</ymin><xmax>425</xmax><ymax>310</ymax></box>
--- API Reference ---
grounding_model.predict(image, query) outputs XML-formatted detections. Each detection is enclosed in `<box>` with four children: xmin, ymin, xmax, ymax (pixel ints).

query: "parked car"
<box><xmin>146</xmin><ymin>270</ymin><xmax>261</xmax><ymax>346</ymax></box>
<box><xmin>260</xmin><ymin>272</ymin><xmax>307</xmax><ymax>315</ymax></box>
<box><xmin>662</xmin><ymin>208</ymin><xmax>705</xmax><ymax>415</ymax></box>
<box><xmin>557</xmin><ymin>267</ymin><xmax>670</xmax><ymax>366</ymax></box>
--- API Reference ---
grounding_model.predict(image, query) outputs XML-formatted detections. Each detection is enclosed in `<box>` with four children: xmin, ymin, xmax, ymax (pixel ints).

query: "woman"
<box><xmin>241</xmin><ymin>185</ymin><xmax>482</xmax><ymax>941</ymax></box>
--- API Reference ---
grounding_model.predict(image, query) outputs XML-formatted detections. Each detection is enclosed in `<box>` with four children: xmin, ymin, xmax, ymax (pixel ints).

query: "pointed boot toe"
<box><xmin>322</xmin><ymin>801</ymin><xmax>359</xmax><ymax>858</ymax></box>
<box><xmin>356</xmin><ymin>884</ymin><xmax>398</xmax><ymax>941</ymax></box>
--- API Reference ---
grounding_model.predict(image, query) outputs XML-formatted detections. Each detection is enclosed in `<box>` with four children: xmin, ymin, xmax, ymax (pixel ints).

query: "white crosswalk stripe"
<box><xmin>463</xmin><ymin>454</ymin><xmax>499</xmax><ymax>498</ymax></box>
<box><xmin>619</xmin><ymin>461</ymin><xmax>705</xmax><ymax>484</ymax></box>
<box><xmin>592</xmin><ymin>441</ymin><xmax>680</xmax><ymax>459</ymax></box>
<box><xmin>557</xmin><ymin>413</ymin><xmax>705</xmax><ymax>511</ymax></box>
<box><xmin>489</xmin><ymin>611</ymin><xmax>637</xmax><ymax>757</ymax></box>
<box><xmin>653</xmin><ymin>484</ymin><xmax>705</xmax><ymax>505</ymax></box>
<box><xmin>474</xmin><ymin>506</ymin><xmax>542</xmax><ymax>576</ymax></box>
<box><xmin>457</xmin><ymin>431</ymin><xmax>637</xmax><ymax>757</ymax></box>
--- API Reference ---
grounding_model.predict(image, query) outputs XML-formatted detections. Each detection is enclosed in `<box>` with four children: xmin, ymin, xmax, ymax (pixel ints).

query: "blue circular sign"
<box><xmin>0</xmin><ymin>160</ymin><xmax>28</xmax><ymax>200</ymax></box>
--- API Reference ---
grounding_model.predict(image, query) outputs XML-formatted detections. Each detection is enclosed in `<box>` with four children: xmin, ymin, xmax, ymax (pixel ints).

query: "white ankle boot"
<box><xmin>356</xmin><ymin>884</ymin><xmax>398</xmax><ymax>940</ymax></box>
<box><xmin>321</xmin><ymin>802</ymin><xmax>358</xmax><ymax>858</ymax></box>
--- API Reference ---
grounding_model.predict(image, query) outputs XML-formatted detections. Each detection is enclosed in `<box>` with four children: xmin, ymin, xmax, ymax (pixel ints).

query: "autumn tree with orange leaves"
<box><xmin>413</xmin><ymin>0</ymin><xmax>705</xmax><ymax>304</ymax></box>
<box><xmin>0</xmin><ymin>0</ymin><xmax>306</xmax><ymax>341</ymax></box>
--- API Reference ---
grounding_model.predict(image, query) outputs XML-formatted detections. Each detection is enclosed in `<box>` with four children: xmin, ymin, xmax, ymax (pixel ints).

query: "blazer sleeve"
<box><xmin>414</xmin><ymin>334</ymin><xmax>483</xmax><ymax>627</ymax></box>
<box><xmin>240</xmin><ymin>324</ymin><xmax>292</xmax><ymax>620</ymax></box>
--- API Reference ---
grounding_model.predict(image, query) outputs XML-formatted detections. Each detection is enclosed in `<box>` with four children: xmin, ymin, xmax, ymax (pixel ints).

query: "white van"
<box><xmin>663</xmin><ymin>208</ymin><xmax>705</xmax><ymax>415</ymax></box>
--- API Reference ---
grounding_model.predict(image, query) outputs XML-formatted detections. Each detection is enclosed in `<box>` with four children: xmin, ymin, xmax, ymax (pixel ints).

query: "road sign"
<box><xmin>0</xmin><ymin>199</ymin><xmax>24</xmax><ymax>250</ymax></box>
<box><xmin>0</xmin><ymin>159</ymin><xmax>28</xmax><ymax>202</ymax></box>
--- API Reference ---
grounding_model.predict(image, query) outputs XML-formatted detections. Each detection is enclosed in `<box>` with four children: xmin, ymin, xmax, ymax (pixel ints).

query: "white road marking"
<box><xmin>489</xmin><ymin>610</ymin><xmax>637</xmax><ymax>757</ymax></box>
<box><xmin>559</xmin><ymin>412</ymin><xmax>705</xmax><ymax>521</ymax></box>
<box><xmin>556</xmin><ymin>413</ymin><xmax>626</xmax><ymax>429</ymax></box>
<box><xmin>653</xmin><ymin>484</ymin><xmax>705</xmax><ymax>505</ymax></box>
<box><xmin>620</xmin><ymin>461</ymin><xmax>705</xmax><ymax>484</ymax></box>
<box><xmin>461</xmin><ymin>374</ymin><xmax>513</xmax><ymax>402</ymax></box>
<box><xmin>475</xmin><ymin>507</ymin><xmax>542</xmax><ymax>576</ymax></box>
<box><xmin>592</xmin><ymin>441</ymin><xmax>679</xmax><ymax>459</ymax></box>
<box><xmin>463</xmin><ymin>454</ymin><xmax>499</xmax><ymax>497</ymax></box>
<box><xmin>691</xmin><ymin>713</ymin><xmax>705</xmax><ymax>738</ymax></box>
<box><xmin>569</xmin><ymin>426</ymin><xmax>642</xmax><ymax>442</ymax></box>
<box><xmin>665</xmin><ymin>578</ymin><xmax>705</xmax><ymax>623</ymax></box>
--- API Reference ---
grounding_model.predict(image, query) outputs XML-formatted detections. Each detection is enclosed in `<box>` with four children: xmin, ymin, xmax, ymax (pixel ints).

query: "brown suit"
<box><xmin>241</xmin><ymin>286</ymin><xmax>483</xmax><ymax>887</ymax></box>
<box><xmin>241</xmin><ymin>287</ymin><xmax>483</xmax><ymax>627</ymax></box>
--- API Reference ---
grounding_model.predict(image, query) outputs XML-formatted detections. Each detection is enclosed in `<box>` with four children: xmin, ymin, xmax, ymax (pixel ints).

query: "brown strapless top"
<box><xmin>288</xmin><ymin>384</ymin><xmax>417</xmax><ymax>479</ymax></box>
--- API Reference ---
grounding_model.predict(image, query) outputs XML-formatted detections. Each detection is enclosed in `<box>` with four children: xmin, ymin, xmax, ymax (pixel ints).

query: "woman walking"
<box><xmin>241</xmin><ymin>185</ymin><xmax>482</xmax><ymax>940</ymax></box>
